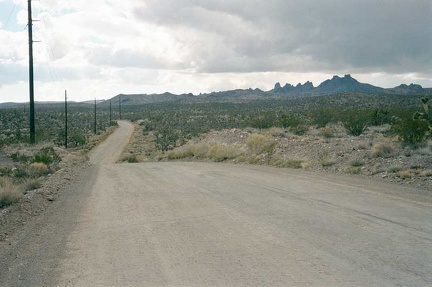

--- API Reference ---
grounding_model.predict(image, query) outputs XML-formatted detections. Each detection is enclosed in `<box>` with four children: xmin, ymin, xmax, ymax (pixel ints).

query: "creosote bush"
<box><xmin>343</xmin><ymin>117</ymin><xmax>369</xmax><ymax>136</ymax></box>
<box><xmin>391</xmin><ymin>116</ymin><xmax>429</xmax><ymax>146</ymax></box>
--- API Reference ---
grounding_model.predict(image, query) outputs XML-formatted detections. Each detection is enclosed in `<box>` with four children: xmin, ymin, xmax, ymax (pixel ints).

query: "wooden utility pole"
<box><xmin>119</xmin><ymin>95</ymin><xmax>122</xmax><ymax>120</ymax></box>
<box><xmin>28</xmin><ymin>0</ymin><xmax>35</xmax><ymax>143</ymax></box>
<box><xmin>109</xmin><ymin>99</ymin><xmax>112</xmax><ymax>125</ymax></box>
<box><xmin>64</xmin><ymin>90</ymin><xmax>68</xmax><ymax>148</ymax></box>
<box><xmin>94</xmin><ymin>98</ymin><xmax>97</xmax><ymax>134</ymax></box>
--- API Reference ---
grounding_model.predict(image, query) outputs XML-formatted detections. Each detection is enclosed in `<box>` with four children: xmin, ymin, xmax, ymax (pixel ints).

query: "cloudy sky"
<box><xmin>0</xmin><ymin>0</ymin><xmax>431</xmax><ymax>103</ymax></box>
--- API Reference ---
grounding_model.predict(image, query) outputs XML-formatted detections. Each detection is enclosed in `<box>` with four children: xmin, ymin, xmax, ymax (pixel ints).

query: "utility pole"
<box><xmin>119</xmin><ymin>95</ymin><xmax>122</xmax><ymax>120</ymax></box>
<box><xmin>94</xmin><ymin>98</ymin><xmax>97</xmax><ymax>134</ymax></box>
<box><xmin>64</xmin><ymin>90</ymin><xmax>68</xmax><ymax>148</ymax></box>
<box><xmin>109</xmin><ymin>99</ymin><xmax>112</xmax><ymax>125</ymax></box>
<box><xmin>28</xmin><ymin>0</ymin><xmax>35</xmax><ymax>143</ymax></box>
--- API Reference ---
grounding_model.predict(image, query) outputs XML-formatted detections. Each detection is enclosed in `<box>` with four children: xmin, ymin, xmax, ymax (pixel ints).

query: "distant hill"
<box><xmin>272</xmin><ymin>74</ymin><xmax>384</xmax><ymax>95</ymax></box>
<box><xmin>388</xmin><ymin>84</ymin><xmax>425</xmax><ymax>95</ymax></box>
<box><xmin>1</xmin><ymin>75</ymin><xmax>431</xmax><ymax>108</ymax></box>
<box><xmin>102</xmin><ymin>92</ymin><xmax>195</xmax><ymax>106</ymax></box>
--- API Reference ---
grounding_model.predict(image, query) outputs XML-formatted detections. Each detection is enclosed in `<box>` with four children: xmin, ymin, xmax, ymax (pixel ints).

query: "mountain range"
<box><xmin>1</xmin><ymin>75</ymin><xmax>431</xmax><ymax>107</ymax></box>
<box><xmin>272</xmin><ymin>74</ymin><xmax>430</xmax><ymax>95</ymax></box>
<box><xmin>109</xmin><ymin>74</ymin><xmax>431</xmax><ymax>105</ymax></box>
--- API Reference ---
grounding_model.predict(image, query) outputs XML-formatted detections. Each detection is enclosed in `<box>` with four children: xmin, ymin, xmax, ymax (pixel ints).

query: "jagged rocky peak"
<box><xmin>295</xmin><ymin>81</ymin><xmax>314</xmax><ymax>90</ymax></box>
<box><xmin>274</xmin><ymin>82</ymin><xmax>282</xmax><ymax>90</ymax></box>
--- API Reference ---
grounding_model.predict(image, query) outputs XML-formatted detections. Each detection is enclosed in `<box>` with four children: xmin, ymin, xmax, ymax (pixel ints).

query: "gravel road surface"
<box><xmin>1</xmin><ymin>121</ymin><xmax>431</xmax><ymax>286</ymax></box>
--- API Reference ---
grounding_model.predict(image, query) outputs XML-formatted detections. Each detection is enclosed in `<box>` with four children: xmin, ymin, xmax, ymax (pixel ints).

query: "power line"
<box><xmin>2</xmin><ymin>3</ymin><xmax>17</xmax><ymax>30</ymax></box>
<box><xmin>0</xmin><ymin>4</ymin><xmax>17</xmax><ymax>75</ymax></box>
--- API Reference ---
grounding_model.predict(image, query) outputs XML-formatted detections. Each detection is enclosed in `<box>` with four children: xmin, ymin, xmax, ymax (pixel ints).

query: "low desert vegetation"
<box><xmin>0</xmin><ymin>177</ymin><xmax>22</xmax><ymax>208</ymax></box>
<box><xmin>319</xmin><ymin>152</ymin><xmax>336</xmax><ymax>167</ymax></box>
<box><xmin>117</xmin><ymin>93</ymin><xmax>432</xmax><ymax>190</ymax></box>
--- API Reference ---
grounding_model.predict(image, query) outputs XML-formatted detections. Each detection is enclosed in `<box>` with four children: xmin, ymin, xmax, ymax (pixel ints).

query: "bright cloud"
<box><xmin>0</xmin><ymin>0</ymin><xmax>431</xmax><ymax>103</ymax></box>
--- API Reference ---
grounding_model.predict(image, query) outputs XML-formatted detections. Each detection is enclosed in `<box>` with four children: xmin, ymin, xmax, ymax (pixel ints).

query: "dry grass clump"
<box><xmin>267</xmin><ymin>127</ymin><xmax>287</xmax><ymax>137</ymax></box>
<box><xmin>185</xmin><ymin>144</ymin><xmax>210</xmax><ymax>159</ymax></box>
<box><xmin>320</xmin><ymin>126</ymin><xmax>336</xmax><ymax>139</ymax></box>
<box><xmin>345</xmin><ymin>166</ymin><xmax>362</xmax><ymax>174</ymax></box>
<box><xmin>0</xmin><ymin>177</ymin><xmax>22</xmax><ymax>208</ymax></box>
<box><xmin>271</xmin><ymin>158</ymin><xmax>303</xmax><ymax>169</ymax></box>
<box><xmin>209</xmin><ymin>145</ymin><xmax>241</xmax><ymax>162</ymax></box>
<box><xmin>388</xmin><ymin>166</ymin><xmax>403</xmax><ymax>173</ymax></box>
<box><xmin>27</xmin><ymin>162</ymin><xmax>50</xmax><ymax>177</ymax></box>
<box><xmin>397</xmin><ymin>170</ymin><xmax>413</xmax><ymax>180</ymax></box>
<box><xmin>167</xmin><ymin>144</ymin><xmax>210</xmax><ymax>160</ymax></box>
<box><xmin>370</xmin><ymin>138</ymin><xmax>397</xmax><ymax>158</ymax></box>
<box><xmin>23</xmin><ymin>178</ymin><xmax>42</xmax><ymax>191</ymax></box>
<box><xmin>419</xmin><ymin>169</ymin><xmax>432</xmax><ymax>177</ymax></box>
<box><xmin>319</xmin><ymin>152</ymin><xmax>336</xmax><ymax>167</ymax></box>
<box><xmin>246</xmin><ymin>134</ymin><xmax>276</xmax><ymax>155</ymax></box>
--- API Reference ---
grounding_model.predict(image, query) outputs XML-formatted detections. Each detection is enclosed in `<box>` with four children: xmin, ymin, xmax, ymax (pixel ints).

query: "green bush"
<box><xmin>127</xmin><ymin>156</ymin><xmax>139</xmax><ymax>163</ymax></box>
<box><xmin>290</xmin><ymin>125</ymin><xmax>309</xmax><ymax>135</ymax></box>
<box><xmin>371</xmin><ymin>109</ymin><xmax>390</xmax><ymax>126</ymax></box>
<box><xmin>280</xmin><ymin>113</ymin><xmax>302</xmax><ymax>129</ymax></box>
<box><xmin>343</xmin><ymin>117</ymin><xmax>369</xmax><ymax>136</ymax></box>
<box><xmin>313</xmin><ymin>109</ymin><xmax>334</xmax><ymax>128</ymax></box>
<box><xmin>391</xmin><ymin>116</ymin><xmax>429</xmax><ymax>145</ymax></box>
<box><xmin>33</xmin><ymin>147</ymin><xmax>61</xmax><ymax>165</ymax></box>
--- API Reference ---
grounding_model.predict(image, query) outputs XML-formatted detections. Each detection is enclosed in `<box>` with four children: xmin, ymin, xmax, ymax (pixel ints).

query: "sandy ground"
<box><xmin>1</xmin><ymin>121</ymin><xmax>431</xmax><ymax>286</ymax></box>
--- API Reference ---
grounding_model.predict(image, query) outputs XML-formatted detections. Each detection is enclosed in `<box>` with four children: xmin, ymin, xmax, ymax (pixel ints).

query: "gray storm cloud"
<box><xmin>134</xmin><ymin>0</ymin><xmax>431</xmax><ymax>75</ymax></box>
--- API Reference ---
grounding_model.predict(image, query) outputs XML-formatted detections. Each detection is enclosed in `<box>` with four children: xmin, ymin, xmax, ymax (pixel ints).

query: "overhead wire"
<box><xmin>0</xmin><ymin>3</ymin><xmax>18</xmax><ymax>76</ymax></box>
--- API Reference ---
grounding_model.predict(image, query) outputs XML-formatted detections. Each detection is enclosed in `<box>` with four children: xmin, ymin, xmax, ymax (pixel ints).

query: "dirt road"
<box><xmin>1</xmin><ymin>121</ymin><xmax>431</xmax><ymax>286</ymax></box>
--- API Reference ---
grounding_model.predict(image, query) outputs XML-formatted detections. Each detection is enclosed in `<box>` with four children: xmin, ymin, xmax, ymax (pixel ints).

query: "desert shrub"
<box><xmin>319</xmin><ymin>152</ymin><xmax>336</xmax><ymax>167</ymax></box>
<box><xmin>271</xmin><ymin>158</ymin><xmax>303</xmax><ymax>169</ymax></box>
<box><xmin>419</xmin><ymin>169</ymin><xmax>432</xmax><ymax>177</ymax></box>
<box><xmin>343</xmin><ymin>116</ymin><xmax>369</xmax><ymax>136</ymax></box>
<box><xmin>23</xmin><ymin>178</ymin><xmax>42</xmax><ymax>191</ymax></box>
<box><xmin>267</xmin><ymin>127</ymin><xmax>286</xmax><ymax>137</ymax></box>
<box><xmin>370</xmin><ymin>139</ymin><xmax>397</xmax><ymax>158</ymax></box>
<box><xmin>313</xmin><ymin>109</ymin><xmax>335</xmax><ymax>128</ymax></box>
<box><xmin>12</xmin><ymin>167</ymin><xmax>28</xmax><ymax>179</ymax></box>
<box><xmin>391</xmin><ymin>116</ymin><xmax>429</xmax><ymax>146</ymax></box>
<box><xmin>250</xmin><ymin>113</ymin><xmax>278</xmax><ymax>129</ymax></box>
<box><xmin>388</xmin><ymin>166</ymin><xmax>403</xmax><ymax>173</ymax></box>
<box><xmin>320</xmin><ymin>126</ymin><xmax>335</xmax><ymax>139</ymax></box>
<box><xmin>290</xmin><ymin>125</ymin><xmax>309</xmax><ymax>135</ymax></box>
<box><xmin>371</xmin><ymin>109</ymin><xmax>390</xmax><ymax>126</ymax></box>
<box><xmin>350</xmin><ymin>158</ymin><xmax>364</xmax><ymax>167</ymax></box>
<box><xmin>69</xmin><ymin>133</ymin><xmax>87</xmax><ymax>147</ymax></box>
<box><xmin>33</xmin><ymin>147</ymin><xmax>61</xmax><ymax>165</ymax></box>
<box><xmin>186</xmin><ymin>144</ymin><xmax>210</xmax><ymax>158</ymax></box>
<box><xmin>28</xmin><ymin>162</ymin><xmax>50</xmax><ymax>177</ymax></box>
<box><xmin>0</xmin><ymin>177</ymin><xmax>22</xmax><ymax>208</ymax></box>
<box><xmin>345</xmin><ymin>166</ymin><xmax>362</xmax><ymax>174</ymax></box>
<box><xmin>209</xmin><ymin>145</ymin><xmax>240</xmax><ymax>162</ymax></box>
<box><xmin>246</xmin><ymin>134</ymin><xmax>276</xmax><ymax>155</ymax></box>
<box><xmin>154</xmin><ymin>128</ymin><xmax>179</xmax><ymax>151</ymax></box>
<box><xmin>397</xmin><ymin>170</ymin><xmax>413</xmax><ymax>179</ymax></box>
<box><xmin>280</xmin><ymin>113</ymin><xmax>302</xmax><ymax>129</ymax></box>
<box><xmin>127</xmin><ymin>156</ymin><xmax>139</xmax><ymax>163</ymax></box>
<box><xmin>167</xmin><ymin>150</ymin><xmax>185</xmax><ymax>160</ymax></box>
<box><xmin>10</xmin><ymin>152</ymin><xmax>31</xmax><ymax>163</ymax></box>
